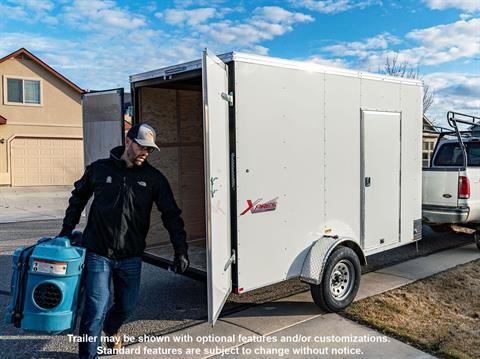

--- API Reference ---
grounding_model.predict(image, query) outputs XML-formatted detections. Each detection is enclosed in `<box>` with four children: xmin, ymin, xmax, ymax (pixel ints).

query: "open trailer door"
<box><xmin>202</xmin><ymin>49</ymin><xmax>232</xmax><ymax>326</ymax></box>
<box><xmin>82</xmin><ymin>88</ymin><xmax>124</xmax><ymax>166</ymax></box>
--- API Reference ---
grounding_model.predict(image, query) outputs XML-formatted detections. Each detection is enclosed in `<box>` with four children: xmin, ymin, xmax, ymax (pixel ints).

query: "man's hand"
<box><xmin>173</xmin><ymin>253</ymin><xmax>190</xmax><ymax>274</ymax></box>
<box><xmin>58</xmin><ymin>227</ymin><xmax>73</xmax><ymax>239</ymax></box>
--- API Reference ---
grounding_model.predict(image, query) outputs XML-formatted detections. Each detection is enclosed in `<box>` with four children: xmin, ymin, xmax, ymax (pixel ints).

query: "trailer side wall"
<box><xmin>234</xmin><ymin>61</ymin><xmax>326</xmax><ymax>292</ymax></box>
<box><xmin>235</xmin><ymin>61</ymin><xmax>422</xmax><ymax>291</ymax></box>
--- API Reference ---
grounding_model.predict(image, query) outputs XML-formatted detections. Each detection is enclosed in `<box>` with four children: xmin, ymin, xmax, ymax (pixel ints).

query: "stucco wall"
<box><xmin>0</xmin><ymin>56</ymin><xmax>82</xmax><ymax>185</ymax></box>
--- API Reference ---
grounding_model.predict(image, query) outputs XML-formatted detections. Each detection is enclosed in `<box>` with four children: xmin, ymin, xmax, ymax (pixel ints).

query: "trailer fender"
<box><xmin>300</xmin><ymin>237</ymin><xmax>366</xmax><ymax>285</ymax></box>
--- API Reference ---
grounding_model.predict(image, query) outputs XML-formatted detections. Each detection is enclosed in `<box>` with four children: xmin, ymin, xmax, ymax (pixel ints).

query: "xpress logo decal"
<box><xmin>240</xmin><ymin>197</ymin><xmax>279</xmax><ymax>216</ymax></box>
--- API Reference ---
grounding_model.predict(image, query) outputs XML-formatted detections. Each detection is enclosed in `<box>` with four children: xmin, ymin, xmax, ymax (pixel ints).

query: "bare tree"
<box><xmin>381</xmin><ymin>53</ymin><xmax>434</xmax><ymax>114</ymax></box>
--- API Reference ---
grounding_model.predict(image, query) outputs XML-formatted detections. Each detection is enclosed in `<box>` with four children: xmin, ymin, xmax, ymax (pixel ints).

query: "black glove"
<box><xmin>58</xmin><ymin>227</ymin><xmax>73</xmax><ymax>239</ymax></box>
<box><xmin>173</xmin><ymin>253</ymin><xmax>190</xmax><ymax>274</ymax></box>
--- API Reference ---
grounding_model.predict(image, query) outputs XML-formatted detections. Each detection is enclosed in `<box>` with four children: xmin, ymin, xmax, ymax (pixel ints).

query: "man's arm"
<box><xmin>59</xmin><ymin>165</ymin><xmax>94</xmax><ymax>237</ymax></box>
<box><xmin>154</xmin><ymin>176</ymin><xmax>188</xmax><ymax>257</ymax></box>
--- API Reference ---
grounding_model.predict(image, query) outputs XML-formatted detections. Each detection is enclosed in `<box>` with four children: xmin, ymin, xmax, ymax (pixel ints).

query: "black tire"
<box><xmin>310</xmin><ymin>246</ymin><xmax>361</xmax><ymax>312</ymax></box>
<box><xmin>474</xmin><ymin>232</ymin><xmax>480</xmax><ymax>251</ymax></box>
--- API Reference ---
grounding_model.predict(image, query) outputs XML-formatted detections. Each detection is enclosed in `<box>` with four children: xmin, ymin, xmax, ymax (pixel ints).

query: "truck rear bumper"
<box><xmin>422</xmin><ymin>205</ymin><xmax>469</xmax><ymax>224</ymax></box>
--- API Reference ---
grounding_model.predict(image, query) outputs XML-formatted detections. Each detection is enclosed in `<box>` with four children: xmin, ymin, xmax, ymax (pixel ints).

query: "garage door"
<box><xmin>11</xmin><ymin>137</ymin><xmax>84</xmax><ymax>186</ymax></box>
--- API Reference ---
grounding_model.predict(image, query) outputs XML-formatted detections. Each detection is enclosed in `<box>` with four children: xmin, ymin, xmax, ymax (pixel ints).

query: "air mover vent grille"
<box><xmin>33</xmin><ymin>283</ymin><xmax>62</xmax><ymax>309</ymax></box>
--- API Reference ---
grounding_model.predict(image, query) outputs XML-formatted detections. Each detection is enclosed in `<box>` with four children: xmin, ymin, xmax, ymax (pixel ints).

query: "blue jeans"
<box><xmin>79</xmin><ymin>252</ymin><xmax>142</xmax><ymax>359</ymax></box>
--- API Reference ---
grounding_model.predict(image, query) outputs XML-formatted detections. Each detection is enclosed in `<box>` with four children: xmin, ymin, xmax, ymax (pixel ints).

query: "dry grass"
<box><xmin>344</xmin><ymin>259</ymin><xmax>480</xmax><ymax>359</ymax></box>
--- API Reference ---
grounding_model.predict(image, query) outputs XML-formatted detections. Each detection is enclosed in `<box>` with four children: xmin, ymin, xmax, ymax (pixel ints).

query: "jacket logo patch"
<box><xmin>137</xmin><ymin>181</ymin><xmax>147</xmax><ymax>187</ymax></box>
<box><xmin>106</xmin><ymin>176</ymin><xmax>112</xmax><ymax>184</ymax></box>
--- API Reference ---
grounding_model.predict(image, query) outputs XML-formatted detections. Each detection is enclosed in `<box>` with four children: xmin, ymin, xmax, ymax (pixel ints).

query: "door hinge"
<box><xmin>221</xmin><ymin>92</ymin><xmax>234</xmax><ymax>106</ymax></box>
<box><xmin>224</xmin><ymin>250</ymin><xmax>236</xmax><ymax>271</ymax></box>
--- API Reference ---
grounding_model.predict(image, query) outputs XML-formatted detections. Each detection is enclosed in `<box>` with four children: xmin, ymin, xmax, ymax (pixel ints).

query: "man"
<box><xmin>60</xmin><ymin>123</ymin><xmax>189</xmax><ymax>359</ymax></box>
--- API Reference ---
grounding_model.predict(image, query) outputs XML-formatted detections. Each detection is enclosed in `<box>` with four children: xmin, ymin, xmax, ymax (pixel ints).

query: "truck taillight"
<box><xmin>458</xmin><ymin>176</ymin><xmax>470</xmax><ymax>199</ymax></box>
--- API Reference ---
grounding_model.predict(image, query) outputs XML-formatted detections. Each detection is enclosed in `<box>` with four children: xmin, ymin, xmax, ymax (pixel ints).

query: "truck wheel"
<box><xmin>310</xmin><ymin>246</ymin><xmax>361</xmax><ymax>312</ymax></box>
<box><xmin>474</xmin><ymin>232</ymin><xmax>480</xmax><ymax>251</ymax></box>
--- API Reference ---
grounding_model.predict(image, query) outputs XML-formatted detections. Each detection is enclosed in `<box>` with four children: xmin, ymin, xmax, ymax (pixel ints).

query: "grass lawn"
<box><xmin>344</xmin><ymin>259</ymin><xmax>480</xmax><ymax>359</ymax></box>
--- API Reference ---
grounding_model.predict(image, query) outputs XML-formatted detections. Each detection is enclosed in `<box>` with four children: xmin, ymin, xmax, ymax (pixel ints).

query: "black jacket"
<box><xmin>61</xmin><ymin>146</ymin><xmax>188</xmax><ymax>258</ymax></box>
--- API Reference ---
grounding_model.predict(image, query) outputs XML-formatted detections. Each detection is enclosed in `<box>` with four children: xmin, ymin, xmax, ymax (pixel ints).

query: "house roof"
<box><xmin>0</xmin><ymin>115</ymin><xmax>6</xmax><ymax>125</ymax></box>
<box><xmin>0</xmin><ymin>48</ymin><xmax>83</xmax><ymax>94</ymax></box>
<box><xmin>423</xmin><ymin>114</ymin><xmax>438</xmax><ymax>132</ymax></box>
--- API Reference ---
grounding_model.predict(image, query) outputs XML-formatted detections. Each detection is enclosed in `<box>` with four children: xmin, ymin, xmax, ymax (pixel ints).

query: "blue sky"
<box><xmin>0</xmin><ymin>0</ymin><xmax>478</xmax><ymax>124</ymax></box>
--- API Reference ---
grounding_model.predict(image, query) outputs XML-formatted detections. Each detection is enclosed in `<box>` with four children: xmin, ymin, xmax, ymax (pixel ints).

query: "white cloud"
<box><xmin>423</xmin><ymin>0</ymin><xmax>480</xmax><ymax>12</ymax></box>
<box><xmin>62</xmin><ymin>0</ymin><xmax>146</xmax><ymax>31</ymax></box>
<box><xmin>172</xmin><ymin>0</ymin><xmax>227</xmax><ymax>7</ymax></box>
<box><xmin>305</xmin><ymin>55</ymin><xmax>349</xmax><ymax>68</ymax></box>
<box><xmin>13</xmin><ymin>0</ymin><xmax>55</xmax><ymax>11</ymax></box>
<box><xmin>0</xmin><ymin>3</ymin><xmax>27</xmax><ymax>20</ymax></box>
<box><xmin>423</xmin><ymin>72</ymin><xmax>480</xmax><ymax>124</ymax></box>
<box><xmin>192</xmin><ymin>6</ymin><xmax>313</xmax><ymax>51</ymax></box>
<box><xmin>0</xmin><ymin>32</ymin><xmax>71</xmax><ymax>55</ymax></box>
<box><xmin>321</xmin><ymin>33</ymin><xmax>401</xmax><ymax>58</ymax></box>
<box><xmin>460</xmin><ymin>12</ymin><xmax>475</xmax><ymax>20</ymax></box>
<box><xmin>160</xmin><ymin>8</ymin><xmax>218</xmax><ymax>26</ymax></box>
<box><xmin>2</xmin><ymin>3</ymin><xmax>310</xmax><ymax>90</ymax></box>
<box><xmin>1</xmin><ymin>0</ymin><xmax>56</xmax><ymax>24</ymax></box>
<box><xmin>402</xmin><ymin>18</ymin><xmax>480</xmax><ymax>65</ymax></box>
<box><xmin>319</xmin><ymin>18</ymin><xmax>480</xmax><ymax>70</ymax></box>
<box><xmin>292</xmin><ymin>0</ymin><xmax>380</xmax><ymax>13</ymax></box>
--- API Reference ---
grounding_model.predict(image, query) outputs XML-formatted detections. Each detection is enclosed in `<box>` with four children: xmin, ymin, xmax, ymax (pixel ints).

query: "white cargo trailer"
<box><xmin>85</xmin><ymin>50</ymin><xmax>423</xmax><ymax>325</ymax></box>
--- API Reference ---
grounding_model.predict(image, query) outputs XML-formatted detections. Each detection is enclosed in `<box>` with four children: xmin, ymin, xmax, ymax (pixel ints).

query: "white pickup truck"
<box><xmin>422</xmin><ymin>112</ymin><xmax>480</xmax><ymax>249</ymax></box>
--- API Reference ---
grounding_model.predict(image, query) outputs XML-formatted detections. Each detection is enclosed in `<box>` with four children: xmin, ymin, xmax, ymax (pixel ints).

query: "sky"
<box><xmin>0</xmin><ymin>0</ymin><xmax>479</xmax><ymax>125</ymax></box>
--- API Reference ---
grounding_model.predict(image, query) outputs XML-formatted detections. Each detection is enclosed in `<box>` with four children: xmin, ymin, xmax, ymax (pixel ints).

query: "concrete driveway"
<box><xmin>0</xmin><ymin>186</ymin><xmax>77</xmax><ymax>223</ymax></box>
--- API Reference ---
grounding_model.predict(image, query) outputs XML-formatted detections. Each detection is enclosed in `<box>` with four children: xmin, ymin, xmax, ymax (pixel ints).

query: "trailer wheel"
<box><xmin>310</xmin><ymin>246</ymin><xmax>361</xmax><ymax>312</ymax></box>
<box><xmin>474</xmin><ymin>232</ymin><xmax>480</xmax><ymax>251</ymax></box>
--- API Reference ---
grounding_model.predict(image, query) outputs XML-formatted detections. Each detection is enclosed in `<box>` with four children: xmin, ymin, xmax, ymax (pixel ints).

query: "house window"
<box><xmin>422</xmin><ymin>137</ymin><xmax>437</xmax><ymax>167</ymax></box>
<box><xmin>4</xmin><ymin>77</ymin><xmax>41</xmax><ymax>105</ymax></box>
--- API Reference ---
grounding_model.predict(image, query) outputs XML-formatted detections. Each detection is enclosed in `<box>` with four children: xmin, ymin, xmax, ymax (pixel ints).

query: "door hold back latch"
<box><xmin>221</xmin><ymin>92</ymin><xmax>234</xmax><ymax>106</ymax></box>
<box><xmin>224</xmin><ymin>250</ymin><xmax>236</xmax><ymax>271</ymax></box>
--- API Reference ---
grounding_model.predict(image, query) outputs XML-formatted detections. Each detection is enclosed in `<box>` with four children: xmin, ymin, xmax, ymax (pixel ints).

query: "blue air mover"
<box><xmin>5</xmin><ymin>232</ymin><xmax>85</xmax><ymax>334</ymax></box>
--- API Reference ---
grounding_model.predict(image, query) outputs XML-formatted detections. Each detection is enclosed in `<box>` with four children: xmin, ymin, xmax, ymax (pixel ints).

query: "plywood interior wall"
<box><xmin>139</xmin><ymin>87</ymin><xmax>205</xmax><ymax>247</ymax></box>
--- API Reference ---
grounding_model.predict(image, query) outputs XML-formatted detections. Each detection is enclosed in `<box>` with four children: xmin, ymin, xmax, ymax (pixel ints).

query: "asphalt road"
<box><xmin>0</xmin><ymin>219</ymin><xmax>474</xmax><ymax>358</ymax></box>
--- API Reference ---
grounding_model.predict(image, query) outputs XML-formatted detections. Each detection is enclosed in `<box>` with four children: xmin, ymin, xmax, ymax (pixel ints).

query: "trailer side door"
<box><xmin>361</xmin><ymin>110</ymin><xmax>401</xmax><ymax>250</ymax></box>
<box><xmin>202</xmin><ymin>49</ymin><xmax>232</xmax><ymax>326</ymax></box>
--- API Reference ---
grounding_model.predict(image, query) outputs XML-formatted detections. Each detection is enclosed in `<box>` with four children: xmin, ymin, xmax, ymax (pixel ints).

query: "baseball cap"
<box><xmin>127</xmin><ymin>123</ymin><xmax>159</xmax><ymax>151</ymax></box>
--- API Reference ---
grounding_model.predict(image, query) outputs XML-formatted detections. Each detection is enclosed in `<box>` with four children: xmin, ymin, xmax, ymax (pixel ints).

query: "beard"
<box><xmin>127</xmin><ymin>145</ymin><xmax>147</xmax><ymax>166</ymax></box>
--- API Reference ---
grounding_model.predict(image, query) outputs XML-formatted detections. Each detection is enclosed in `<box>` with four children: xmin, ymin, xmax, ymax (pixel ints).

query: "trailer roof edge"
<box><xmin>129</xmin><ymin>51</ymin><xmax>423</xmax><ymax>86</ymax></box>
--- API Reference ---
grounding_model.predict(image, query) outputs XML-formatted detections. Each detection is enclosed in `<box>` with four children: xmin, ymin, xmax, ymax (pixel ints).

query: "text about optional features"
<box><xmin>68</xmin><ymin>333</ymin><xmax>390</xmax><ymax>356</ymax></box>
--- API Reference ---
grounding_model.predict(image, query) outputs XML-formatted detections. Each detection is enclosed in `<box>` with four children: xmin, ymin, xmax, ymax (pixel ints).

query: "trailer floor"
<box><xmin>145</xmin><ymin>238</ymin><xmax>207</xmax><ymax>272</ymax></box>
<box><xmin>0</xmin><ymin>220</ymin><xmax>474</xmax><ymax>358</ymax></box>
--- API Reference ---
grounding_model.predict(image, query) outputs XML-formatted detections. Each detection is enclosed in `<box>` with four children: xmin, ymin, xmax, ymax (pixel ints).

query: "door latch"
<box><xmin>224</xmin><ymin>250</ymin><xmax>236</xmax><ymax>271</ymax></box>
<box><xmin>365</xmin><ymin>177</ymin><xmax>371</xmax><ymax>187</ymax></box>
<box><xmin>221</xmin><ymin>92</ymin><xmax>234</xmax><ymax>106</ymax></box>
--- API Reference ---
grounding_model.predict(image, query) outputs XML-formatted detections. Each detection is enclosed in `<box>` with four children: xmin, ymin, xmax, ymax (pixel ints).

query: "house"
<box><xmin>422</xmin><ymin>114</ymin><xmax>439</xmax><ymax>167</ymax></box>
<box><xmin>0</xmin><ymin>48</ymin><xmax>84</xmax><ymax>186</ymax></box>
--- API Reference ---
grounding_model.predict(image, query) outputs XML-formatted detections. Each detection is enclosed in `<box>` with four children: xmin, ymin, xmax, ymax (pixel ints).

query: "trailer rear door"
<box><xmin>82</xmin><ymin>88</ymin><xmax>124</xmax><ymax>166</ymax></box>
<box><xmin>202</xmin><ymin>50</ymin><xmax>232</xmax><ymax>326</ymax></box>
